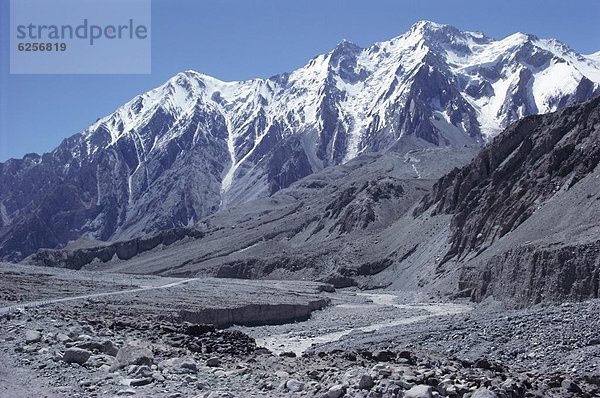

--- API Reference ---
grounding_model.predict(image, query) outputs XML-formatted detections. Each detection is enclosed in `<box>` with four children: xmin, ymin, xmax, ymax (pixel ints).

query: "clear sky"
<box><xmin>1</xmin><ymin>0</ymin><xmax>600</xmax><ymax>161</ymax></box>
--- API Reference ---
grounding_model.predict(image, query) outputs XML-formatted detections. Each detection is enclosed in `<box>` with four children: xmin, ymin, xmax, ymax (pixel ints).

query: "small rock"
<box><xmin>286</xmin><ymin>379</ymin><xmax>305</xmax><ymax>392</ymax></box>
<box><xmin>561</xmin><ymin>379</ymin><xmax>582</xmax><ymax>393</ymax></box>
<box><xmin>130</xmin><ymin>377</ymin><xmax>153</xmax><ymax>387</ymax></box>
<box><xmin>206</xmin><ymin>357</ymin><xmax>221</xmax><ymax>367</ymax></box>
<box><xmin>133</xmin><ymin>365</ymin><xmax>153</xmax><ymax>378</ymax></box>
<box><xmin>474</xmin><ymin>358</ymin><xmax>503</xmax><ymax>371</ymax></box>
<box><xmin>404</xmin><ymin>384</ymin><xmax>433</xmax><ymax>398</ymax></box>
<box><xmin>56</xmin><ymin>333</ymin><xmax>71</xmax><ymax>343</ymax></box>
<box><xmin>358</xmin><ymin>374</ymin><xmax>374</xmax><ymax>390</ymax></box>
<box><xmin>79</xmin><ymin>379</ymin><xmax>94</xmax><ymax>387</ymax></box>
<box><xmin>86</xmin><ymin>354</ymin><xmax>113</xmax><ymax>368</ymax></box>
<box><xmin>588</xmin><ymin>338</ymin><xmax>600</xmax><ymax>346</ymax></box>
<box><xmin>116</xmin><ymin>388</ymin><xmax>136</xmax><ymax>396</ymax></box>
<box><xmin>24</xmin><ymin>330</ymin><xmax>42</xmax><ymax>343</ymax></box>
<box><xmin>280</xmin><ymin>351</ymin><xmax>297</xmax><ymax>358</ymax></box>
<box><xmin>205</xmin><ymin>392</ymin><xmax>235</xmax><ymax>398</ymax></box>
<box><xmin>372</xmin><ymin>349</ymin><xmax>394</xmax><ymax>362</ymax></box>
<box><xmin>101</xmin><ymin>340</ymin><xmax>118</xmax><ymax>356</ymax></box>
<box><xmin>184</xmin><ymin>374</ymin><xmax>197</xmax><ymax>383</ymax></box>
<box><xmin>471</xmin><ymin>387</ymin><xmax>499</xmax><ymax>398</ymax></box>
<box><xmin>62</xmin><ymin>348</ymin><xmax>91</xmax><ymax>365</ymax></box>
<box><xmin>325</xmin><ymin>384</ymin><xmax>346</xmax><ymax>398</ymax></box>
<box><xmin>159</xmin><ymin>357</ymin><xmax>198</xmax><ymax>374</ymax></box>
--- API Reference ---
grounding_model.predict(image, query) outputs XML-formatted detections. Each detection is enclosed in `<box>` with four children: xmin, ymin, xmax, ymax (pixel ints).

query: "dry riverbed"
<box><xmin>0</xmin><ymin>263</ymin><xmax>598</xmax><ymax>397</ymax></box>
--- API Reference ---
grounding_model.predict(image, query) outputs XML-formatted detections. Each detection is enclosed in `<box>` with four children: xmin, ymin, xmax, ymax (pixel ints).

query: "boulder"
<box><xmin>56</xmin><ymin>333</ymin><xmax>71</xmax><ymax>343</ymax></box>
<box><xmin>62</xmin><ymin>348</ymin><xmax>91</xmax><ymax>364</ymax></box>
<box><xmin>358</xmin><ymin>374</ymin><xmax>374</xmax><ymax>390</ymax></box>
<box><xmin>325</xmin><ymin>384</ymin><xmax>346</xmax><ymax>398</ymax></box>
<box><xmin>286</xmin><ymin>379</ymin><xmax>305</xmax><ymax>392</ymax></box>
<box><xmin>24</xmin><ymin>330</ymin><xmax>42</xmax><ymax>343</ymax></box>
<box><xmin>561</xmin><ymin>379</ymin><xmax>582</xmax><ymax>393</ymax></box>
<box><xmin>372</xmin><ymin>349</ymin><xmax>394</xmax><ymax>362</ymax></box>
<box><xmin>404</xmin><ymin>385</ymin><xmax>433</xmax><ymax>398</ymax></box>
<box><xmin>111</xmin><ymin>345</ymin><xmax>154</xmax><ymax>371</ymax></box>
<box><xmin>472</xmin><ymin>388</ymin><xmax>499</xmax><ymax>398</ymax></box>
<box><xmin>129</xmin><ymin>377</ymin><xmax>153</xmax><ymax>387</ymax></box>
<box><xmin>159</xmin><ymin>357</ymin><xmax>198</xmax><ymax>374</ymax></box>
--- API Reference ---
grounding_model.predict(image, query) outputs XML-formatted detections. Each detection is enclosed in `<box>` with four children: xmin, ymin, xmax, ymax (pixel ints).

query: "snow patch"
<box><xmin>0</xmin><ymin>202</ymin><xmax>10</xmax><ymax>225</ymax></box>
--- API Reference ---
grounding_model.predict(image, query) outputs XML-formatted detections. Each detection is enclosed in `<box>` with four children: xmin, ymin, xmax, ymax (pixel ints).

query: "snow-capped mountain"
<box><xmin>1</xmin><ymin>21</ymin><xmax>599</xmax><ymax>260</ymax></box>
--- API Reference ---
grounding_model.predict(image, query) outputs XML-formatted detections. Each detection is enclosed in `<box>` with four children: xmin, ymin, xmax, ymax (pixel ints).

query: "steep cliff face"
<box><xmin>415</xmin><ymin>97</ymin><xmax>600</xmax><ymax>306</ymax></box>
<box><xmin>3</xmin><ymin>21</ymin><xmax>600</xmax><ymax>260</ymax></box>
<box><xmin>459</xmin><ymin>241</ymin><xmax>600</xmax><ymax>305</ymax></box>
<box><xmin>417</xmin><ymin>96</ymin><xmax>600</xmax><ymax>262</ymax></box>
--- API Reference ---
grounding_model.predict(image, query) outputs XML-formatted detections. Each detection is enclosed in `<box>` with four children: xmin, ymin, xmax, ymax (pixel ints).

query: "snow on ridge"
<box><xmin>74</xmin><ymin>22</ymin><xmax>599</xmax><ymax>168</ymax></box>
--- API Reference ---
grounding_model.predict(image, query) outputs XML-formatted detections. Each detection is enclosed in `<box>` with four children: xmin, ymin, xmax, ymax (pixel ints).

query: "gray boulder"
<box><xmin>404</xmin><ymin>385</ymin><xmax>433</xmax><ymax>398</ymax></box>
<box><xmin>358</xmin><ymin>374</ymin><xmax>374</xmax><ymax>390</ymax></box>
<box><xmin>159</xmin><ymin>357</ymin><xmax>198</xmax><ymax>374</ymax></box>
<box><xmin>100</xmin><ymin>340</ymin><xmax>119</xmax><ymax>356</ymax></box>
<box><xmin>56</xmin><ymin>333</ymin><xmax>71</xmax><ymax>343</ymax></box>
<box><xmin>472</xmin><ymin>388</ymin><xmax>499</xmax><ymax>398</ymax></box>
<box><xmin>111</xmin><ymin>345</ymin><xmax>153</xmax><ymax>371</ymax></box>
<box><xmin>62</xmin><ymin>347</ymin><xmax>91</xmax><ymax>364</ymax></box>
<box><xmin>372</xmin><ymin>349</ymin><xmax>394</xmax><ymax>362</ymax></box>
<box><xmin>561</xmin><ymin>379</ymin><xmax>582</xmax><ymax>393</ymax></box>
<box><xmin>324</xmin><ymin>384</ymin><xmax>346</xmax><ymax>398</ymax></box>
<box><xmin>24</xmin><ymin>330</ymin><xmax>42</xmax><ymax>343</ymax></box>
<box><xmin>286</xmin><ymin>379</ymin><xmax>305</xmax><ymax>392</ymax></box>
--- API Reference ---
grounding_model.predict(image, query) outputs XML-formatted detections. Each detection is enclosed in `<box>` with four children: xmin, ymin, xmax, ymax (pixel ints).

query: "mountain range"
<box><xmin>27</xmin><ymin>96</ymin><xmax>600</xmax><ymax>307</ymax></box>
<box><xmin>2</xmin><ymin>20</ymin><xmax>600</xmax><ymax>261</ymax></box>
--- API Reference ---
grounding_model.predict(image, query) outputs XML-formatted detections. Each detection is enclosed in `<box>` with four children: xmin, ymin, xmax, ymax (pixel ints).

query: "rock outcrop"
<box><xmin>416</xmin><ymin>96</ymin><xmax>600</xmax><ymax>305</ymax></box>
<box><xmin>178</xmin><ymin>299</ymin><xmax>330</xmax><ymax>328</ymax></box>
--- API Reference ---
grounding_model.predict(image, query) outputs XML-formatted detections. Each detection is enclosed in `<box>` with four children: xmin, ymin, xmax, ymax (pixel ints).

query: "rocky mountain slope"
<box><xmin>3</xmin><ymin>21</ymin><xmax>600</xmax><ymax>260</ymax></box>
<box><xmin>415</xmin><ymin>95</ymin><xmax>600</xmax><ymax>305</ymax></box>
<box><xmin>28</xmin><ymin>97</ymin><xmax>600</xmax><ymax>308</ymax></box>
<box><xmin>26</xmin><ymin>146</ymin><xmax>478</xmax><ymax>286</ymax></box>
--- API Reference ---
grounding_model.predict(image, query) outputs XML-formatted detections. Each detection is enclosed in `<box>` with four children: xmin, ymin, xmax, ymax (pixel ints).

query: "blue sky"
<box><xmin>1</xmin><ymin>0</ymin><xmax>600</xmax><ymax>161</ymax></box>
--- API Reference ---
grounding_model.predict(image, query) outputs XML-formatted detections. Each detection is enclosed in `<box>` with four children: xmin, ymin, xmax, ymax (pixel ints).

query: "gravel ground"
<box><xmin>318</xmin><ymin>298</ymin><xmax>600</xmax><ymax>376</ymax></box>
<box><xmin>0</xmin><ymin>265</ymin><xmax>598</xmax><ymax>397</ymax></box>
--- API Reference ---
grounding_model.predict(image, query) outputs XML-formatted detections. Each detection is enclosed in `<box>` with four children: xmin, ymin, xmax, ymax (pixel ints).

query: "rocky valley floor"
<box><xmin>0</xmin><ymin>263</ymin><xmax>598</xmax><ymax>398</ymax></box>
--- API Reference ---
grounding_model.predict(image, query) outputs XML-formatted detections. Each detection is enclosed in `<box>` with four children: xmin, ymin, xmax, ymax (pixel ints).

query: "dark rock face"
<box><xmin>416</xmin><ymin>96</ymin><xmax>600</xmax><ymax>305</ymax></box>
<box><xmin>325</xmin><ymin>178</ymin><xmax>405</xmax><ymax>234</ymax></box>
<box><xmin>418</xmin><ymin>97</ymin><xmax>600</xmax><ymax>261</ymax></box>
<box><xmin>25</xmin><ymin>227</ymin><xmax>204</xmax><ymax>269</ymax></box>
<box><xmin>460</xmin><ymin>241</ymin><xmax>600</xmax><ymax>304</ymax></box>
<box><xmin>178</xmin><ymin>298</ymin><xmax>330</xmax><ymax>328</ymax></box>
<box><xmin>266</xmin><ymin>136</ymin><xmax>314</xmax><ymax>195</ymax></box>
<box><xmin>0</xmin><ymin>105</ymin><xmax>226</xmax><ymax>262</ymax></box>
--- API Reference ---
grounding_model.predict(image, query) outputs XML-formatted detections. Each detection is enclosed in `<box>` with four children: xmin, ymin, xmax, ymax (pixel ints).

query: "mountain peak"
<box><xmin>410</xmin><ymin>20</ymin><xmax>449</xmax><ymax>32</ymax></box>
<box><xmin>405</xmin><ymin>20</ymin><xmax>490</xmax><ymax>46</ymax></box>
<box><xmin>504</xmin><ymin>32</ymin><xmax>539</xmax><ymax>45</ymax></box>
<box><xmin>332</xmin><ymin>39</ymin><xmax>362</xmax><ymax>54</ymax></box>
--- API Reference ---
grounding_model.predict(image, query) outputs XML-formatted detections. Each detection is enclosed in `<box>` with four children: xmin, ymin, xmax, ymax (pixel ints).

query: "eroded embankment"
<box><xmin>178</xmin><ymin>298</ymin><xmax>331</xmax><ymax>328</ymax></box>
